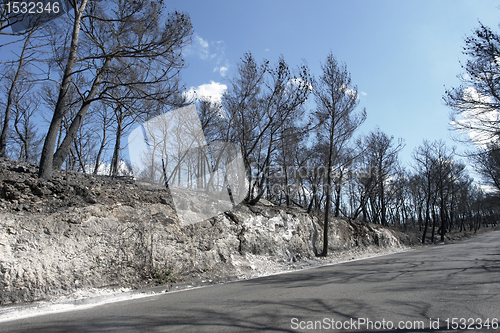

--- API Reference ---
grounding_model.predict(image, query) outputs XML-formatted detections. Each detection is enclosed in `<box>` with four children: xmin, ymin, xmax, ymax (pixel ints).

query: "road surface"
<box><xmin>1</xmin><ymin>231</ymin><xmax>499</xmax><ymax>332</ymax></box>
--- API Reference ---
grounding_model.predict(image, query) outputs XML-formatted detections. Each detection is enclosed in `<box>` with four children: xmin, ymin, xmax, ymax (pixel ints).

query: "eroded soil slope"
<box><xmin>1</xmin><ymin>158</ymin><xmax>416</xmax><ymax>305</ymax></box>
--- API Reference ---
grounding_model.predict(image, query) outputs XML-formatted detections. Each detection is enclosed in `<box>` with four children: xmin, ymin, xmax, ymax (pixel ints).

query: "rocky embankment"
<box><xmin>0</xmin><ymin>158</ymin><xmax>415</xmax><ymax>305</ymax></box>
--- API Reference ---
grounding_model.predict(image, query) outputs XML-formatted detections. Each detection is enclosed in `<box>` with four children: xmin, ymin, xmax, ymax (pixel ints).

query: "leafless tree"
<box><xmin>37</xmin><ymin>0</ymin><xmax>89</xmax><ymax>179</ymax></box>
<box><xmin>71</xmin><ymin>108</ymin><xmax>99</xmax><ymax>173</ymax></box>
<box><xmin>10</xmin><ymin>94</ymin><xmax>44</xmax><ymax>163</ymax></box>
<box><xmin>412</xmin><ymin>140</ymin><xmax>470</xmax><ymax>242</ymax></box>
<box><xmin>90</xmin><ymin>101</ymin><xmax>114</xmax><ymax>174</ymax></box>
<box><xmin>444</xmin><ymin>22</ymin><xmax>500</xmax><ymax>194</ymax></box>
<box><xmin>223</xmin><ymin>53</ymin><xmax>312</xmax><ymax>204</ymax></box>
<box><xmin>313</xmin><ymin>52</ymin><xmax>366</xmax><ymax>256</ymax></box>
<box><xmin>38</xmin><ymin>0</ymin><xmax>192</xmax><ymax>179</ymax></box>
<box><xmin>413</xmin><ymin>140</ymin><xmax>440</xmax><ymax>243</ymax></box>
<box><xmin>0</xmin><ymin>27</ymin><xmax>40</xmax><ymax>157</ymax></box>
<box><xmin>358</xmin><ymin>128</ymin><xmax>404</xmax><ymax>225</ymax></box>
<box><xmin>469</xmin><ymin>143</ymin><xmax>500</xmax><ymax>192</ymax></box>
<box><xmin>444</xmin><ymin>22</ymin><xmax>500</xmax><ymax>145</ymax></box>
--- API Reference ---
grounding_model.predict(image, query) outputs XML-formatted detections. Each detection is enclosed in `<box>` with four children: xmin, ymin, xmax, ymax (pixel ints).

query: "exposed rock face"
<box><xmin>0</xmin><ymin>158</ymin><xmax>413</xmax><ymax>305</ymax></box>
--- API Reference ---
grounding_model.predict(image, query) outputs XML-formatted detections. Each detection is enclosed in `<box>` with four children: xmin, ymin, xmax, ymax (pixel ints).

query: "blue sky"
<box><xmin>171</xmin><ymin>0</ymin><xmax>500</xmax><ymax>168</ymax></box>
<box><xmin>1</xmin><ymin>1</ymin><xmax>499</xmax><ymax>171</ymax></box>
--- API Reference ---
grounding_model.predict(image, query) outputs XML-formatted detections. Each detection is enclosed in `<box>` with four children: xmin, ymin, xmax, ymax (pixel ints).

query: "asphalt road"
<box><xmin>2</xmin><ymin>231</ymin><xmax>500</xmax><ymax>332</ymax></box>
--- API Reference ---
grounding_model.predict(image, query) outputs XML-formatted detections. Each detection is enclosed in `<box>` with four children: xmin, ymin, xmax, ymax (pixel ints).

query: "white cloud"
<box><xmin>183</xmin><ymin>81</ymin><xmax>228</xmax><ymax>103</ymax></box>
<box><xmin>213</xmin><ymin>65</ymin><xmax>229</xmax><ymax>76</ymax></box>
<box><xmin>361</xmin><ymin>91</ymin><xmax>367</xmax><ymax>96</ymax></box>
<box><xmin>183</xmin><ymin>33</ymin><xmax>209</xmax><ymax>60</ymax></box>
<box><xmin>211</xmin><ymin>40</ymin><xmax>229</xmax><ymax>77</ymax></box>
<box><xmin>184</xmin><ymin>35</ymin><xmax>229</xmax><ymax>77</ymax></box>
<box><xmin>197</xmin><ymin>35</ymin><xmax>209</xmax><ymax>49</ymax></box>
<box><xmin>219</xmin><ymin>66</ymin><xmax>228</xmax><ymax>76</ymax></box>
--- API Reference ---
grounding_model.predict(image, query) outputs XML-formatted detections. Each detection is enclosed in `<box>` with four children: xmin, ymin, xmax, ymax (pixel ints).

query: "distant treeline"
<box><xmin>0</xmin><ymin>1</ymin><xmax>498</xmax><ymax>254</ymax></box>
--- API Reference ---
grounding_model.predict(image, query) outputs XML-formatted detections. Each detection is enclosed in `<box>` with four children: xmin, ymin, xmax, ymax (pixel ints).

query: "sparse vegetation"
<box><xmin>152</xmin><ymin>267</ymin><xmax>177</xmax><ymax>284</ymax></box>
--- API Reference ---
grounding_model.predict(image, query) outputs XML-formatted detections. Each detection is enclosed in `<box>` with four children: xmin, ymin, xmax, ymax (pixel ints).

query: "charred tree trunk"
<box><xmin>39</xmin><ymin>0</ymin><xmax>89</xmax><ymax>180</ymax></box>
<box><xmin>110</xmin><ymin>107</ymin><xmax>123</xmax><ymax>177</ymax></box>
<box><xmin>52</xmin><ymin>57</ymin><xmax>111</xmax><ymax>170</ymax></box>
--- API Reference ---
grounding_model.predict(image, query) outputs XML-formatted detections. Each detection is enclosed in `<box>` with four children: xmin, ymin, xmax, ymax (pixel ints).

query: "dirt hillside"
<box><xmin>0</xmin><ymin>157</ymin><xmax>421</xmax><ymax>305</ymax></box>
